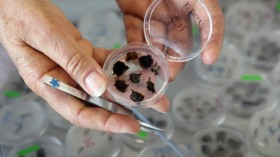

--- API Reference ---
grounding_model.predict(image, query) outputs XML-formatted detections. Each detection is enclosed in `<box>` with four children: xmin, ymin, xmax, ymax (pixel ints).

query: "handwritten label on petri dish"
<box><xmin>17</xmin><ymin>145</ymin><xmax>41</xmax><ymax>157</ymax></box>
<box><xmin>136</xmin><ymin>130</ymin><xmax>149</xmax><ymax>139</ymax></box>
<box><xmin>241</xmin><ymin>75</ymin><xmax>262</xmax><ymax>81</ymax></box>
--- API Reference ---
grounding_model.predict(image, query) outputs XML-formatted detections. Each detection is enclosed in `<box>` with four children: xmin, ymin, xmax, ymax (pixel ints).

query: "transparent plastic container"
<box><xmin>225</xmin><ymin>1</ymin><xmax>274</xmax><ymax>48</ymax></box>
<box><xmin>138</xmin><ymin>141</ymin><xmax>191</xmax><ymax>157</ymax></box>
<box><xmin>194</xmin><ymin>43</ymin><xmax>242</xmax><ymax>85</ymax></box>
<box><xmin>78</xmin><ymin>9</ymin><xmax>125</xmax><ymax>49</ymax></box>
<box><xmin>103</xmin><ymin>0</ymin><xmax>213</xmax><ymax>107</ymax></box>
<box><xmin>0</xmin><ymin>72</ymin><xmax>37</xmax><ymax>105</ymax></box>
<box><xmin>192</xmin><ymin>126</ymin><xmax>251</xmax><ymax>157</ymax></box>
<box><xmin>8</xmin><ymin>136</ymin><xmax>64</xmax><ymax>157</ymax></box>
<box><xmin>224</xmin><ymin>71</ymin><xmax>277</xmax><ymax>117</ymax></box>
<box><xmin>249</xmin><ymin>108</ymin><xmax>280</xmax><ymax>157</ymax></box>
<box><xmin>0</xmin><ymin>101</ymin><xmax>49</xmax><ymax>146</ymax></box>
<box><xmin>172</xmin><ymin>88</ymin><xmax>225</xmax><ymax>132</ymax></box>
<box><xmin>65</xmin><ymin>126</ymin><xmax>123</xmax><ymax>157</ymax></box>
<box><xmin>121</xmin><ymin>109</ymin><xmax>175</xmax><ymax>150</ymax></box>
<box><xmin>243</xmin><ymin>31</ymin><xmax>280</xmax><ymax>72</ymax></box>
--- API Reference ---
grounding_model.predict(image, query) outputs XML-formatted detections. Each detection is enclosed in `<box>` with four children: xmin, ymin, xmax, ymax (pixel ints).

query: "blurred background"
<box><xmin>0</xmin><ymin>0</ymin><xmax>280</xmax><ymax>157</ymax></box>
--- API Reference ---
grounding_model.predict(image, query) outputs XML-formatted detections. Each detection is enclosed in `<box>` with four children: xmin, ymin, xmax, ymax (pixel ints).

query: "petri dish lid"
<box><xmin>0</xmin><ymin>101</ymin><xmax>49</xmax><ymax>146</ymax></box>
<box><xmin>249</xmin><ymin>108</ymin><xmax>280</xmax><ymax>157</ymax></box>
<box><xmin>194</xmin><ymin>43</ymin><xmax>243</xmax><ymax>85</ymax></box>
<box><xmin>8</xmin><ymin>135</ymin><xmax>64</xmax><ymax>157</ymax></box>
<box><xmin>192</xmin><ymin>126</ymin><xmax>251</xmax><ymax>157</ymax></box>
<box><xmin>144</xmin><ymin>0</ymin><xmax>213</xmax><ymax>62</ymax></box>
<box><xmin>172</xmin><ymin>87</ymin><xmax>225</xmax><ymax>132</ymax></box>
<box><xmin>65</xmin><ymin>126</ymin><xmax>123</xmax><ymax>157</ymax></box>
<box><xmin>138</xmin><ymin>141</ymin><xmax>191</xmax><ymax>157</ymax></box>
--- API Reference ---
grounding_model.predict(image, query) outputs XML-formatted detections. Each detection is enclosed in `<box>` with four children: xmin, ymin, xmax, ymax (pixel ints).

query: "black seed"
<box><xmin>146</xmin><ymin>77</ymin><xmax>156</xmax><ymax>93</ymax></box>
<box><xmin>36</xmin><ymin>148</ymin><xmax>45</xmax><ymax>157</ymax></box>
<box><xmin>113</xmin><ymin>61</ymin><xmax>129</xmax><ymax>76</ymax></box>
<box><xmin>130</xmin><ymin>90</ymin><xmax>144</xmax><ymax>102</ymax></box>
<box><xmin>227</xmin><ymin>139</ymin><xmax>242</xmax><ymax>150</ymax></box>
<box><xmin>216</xmin><ymin>131</ymin><xmax>226</xmax><ymax>143</ymax></box>
<box><xmin>151</xmin><ymin>62</ymin><xmax>160</xmax><ymax>75</ymax></box>
<box><xmin>201</xmin><ymin>135</ymin><xmax>213</xmax><ymax>143</ymax></box>
<box><xmin>201</xmin><ymin>145</ymin><xmax>211</xmax><ymax>155</ymax></box>
<box><xmin>126</xmin><ymin>51</ymin><xmax>138</xmax><ymax>61</ymax></box>
<box><xmin>139</xmin><ymin>55</ymin><xmax>153</xmax><ymax>69</ymax></box>
<box><xmin>114</xmin><ymin>79</ymin><xmax>129</xmax><ymax>93</ymax></box>
<box><xmin>130</xmin><ymin>73</ymin><xmax>141</xmax><ymax>83</ymax></box>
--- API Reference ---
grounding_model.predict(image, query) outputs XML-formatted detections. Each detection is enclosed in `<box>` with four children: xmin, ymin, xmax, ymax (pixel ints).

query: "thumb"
<box><xmin>23</xmin><ymin>29</ymin><xmax>107</xmax><ymax>97</ymax></box>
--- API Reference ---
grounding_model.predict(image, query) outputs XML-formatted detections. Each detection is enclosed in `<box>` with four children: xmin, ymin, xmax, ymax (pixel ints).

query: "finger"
<box><xmin>200</xmin><ymin>0</ymin><xmax>224</xmax><ymax>65</ymax></box>
<box><xmin>123</xmin><ymin>15</ymin><xmax>145</xmax><ymax>43</ymax></box>
<box><xmin>21</xmin><ymin>12</ymin><xmax>108</xmax><ymax>97</ymax></box>
<box><xmin>116</xmin><ymin>0</ymin><xmax>153</xmax><ymax>18</ymax></box>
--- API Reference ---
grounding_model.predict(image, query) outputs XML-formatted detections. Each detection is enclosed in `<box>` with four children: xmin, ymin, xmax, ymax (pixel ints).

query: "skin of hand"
<box><xmin>0</xmin><ymin>0</ymin><xmax>170</xmax><ymax>134</ymax></box>
<box><xmin>117</xmin><ymin>0</ymin><xmax>224</xmax><ymax>81</ymax></box>
<box><xmin>0</xmin><ymin>0</ymin><xmax>223</xmax><ymax>134</ymax></box>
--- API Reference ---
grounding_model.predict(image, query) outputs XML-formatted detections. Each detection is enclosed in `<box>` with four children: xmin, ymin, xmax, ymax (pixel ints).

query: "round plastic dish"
<box><xmin>192</xmin><ymin>126</ymin><xmax>251</xmax><ymax>157</ymax></box>
<box><xmin>65</xmin><ymin>126</ymin><xmax>123</xmax><ymax>157</ymax></box>
<box><xmin>194</xmin><ymin>43</ymin><xmax>242</xmax><ymax>85</ymax></box>
<box><xmin>249</xmin><ymin>108</ymin><xmax>280</xmax><ymax>157</ymax></box>
<box><xmin>0</xmin><ymin>101</ymin><xmax>49</xmax><ymax>146</ymax></box>
<box><xmin>223</xmin><ymin>71</ymin><xmax>277</xmax><ymax>117</ymax></box>
<box><xmin>103</xmin><ymin>0</ymin><xmax>213</xmax><ymax>107</ymax></box>
<box><xmin>243</xmin><ymin>31</ymin><xmax>280</xmax><ymax>72</ymax></box>
<box><xmin>78</xmin><ymin>9</ymin><xmax>125</xmax><ymax>49</ymax></box>
<box><xmin>0</xmin><ymin>72</ymin><xmax>37</xmax><ymax>105</ymax></box>
<box><xmin>8</xmin><ymin>136</ymin><xmax>64</xmax><ymax>157</ymax></box>
<box><xmin>138</xmin><ymin>141</ymin><xmax>191</xmax><ymax>157</ymax></box>
<box><xmin>121</xmin><ymin>109</ymin><xmax>175</xmax><ymax>150</ymax></box>
<box><xmin>225</xmin><ymin>1</ymin><xmax>273</xmax><ymax>48</ymax></box>
<box><xmin>46</xmin><ymin>106</ymin><xmax>72</xmax><ymax>130</ymax></box>
<box><xmin>172</xmin><ymin>88</ymin><xmax>225</xmax><ymax>132</ymax></box>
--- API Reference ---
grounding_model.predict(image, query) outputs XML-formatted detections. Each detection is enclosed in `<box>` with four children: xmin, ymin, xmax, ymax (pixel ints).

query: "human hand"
<box><xmin>117</xmin><ymin>0</ymin><xmax>224</xmax><ymax>81</ymax></box>
<box><xmin>0</xmin><ymin>0</ymin><xmax>169</xmax><ymax>134</ymax></box>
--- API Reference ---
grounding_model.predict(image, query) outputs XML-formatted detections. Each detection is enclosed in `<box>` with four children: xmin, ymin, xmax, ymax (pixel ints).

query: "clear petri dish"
<box><xmin>194</xmin><ymin>43</ymin><xmax>242</xmax><ymax>85</ymax></box>
<box><xmin>8</xmin><ymin>135</ymin><xmax>64</xmax><ymax>157</ymax></box>
<box><xmin>78</xmin><ymin>9</ymin><xmax>125</xmax><ymax>49</ymax></box>
<box><xmin>172</xmin><ymin>88</ymin><xmax>225</xmax><ymax>132</ymax></box>
<box><xmin>46</xmin><ymin>105</ymin><xmax>72</xmax><ymax>130</ymax></box>
<box><xmin>103</xmin><ymin>0</ymin><xmax>213</xmax><ymax>107</ymax></box>
<box><xmin>225</xmin><ymin>1</ymin><xmax>274</xmax><ymax>48</ymax></box>
<box><xmin>138</xmin><ymin>141</ymin><xmax>191</xmax><ymax>157</ymax></box>
<box><xmin>0</xmin><ymin>72</ymin><xmax>37</xmax><ymax>105</ymax></box>
<box><xmin>224</xmin><ymin>71</ymin><xmax>277</xmax><ymax>117</ymax></box>
<box><xmin>0</xmin><ymin>101</ymin><xmax>49</xmax><ymax>146</ymax></box>
<box><xmin>249</xmin><ymin>108</ymin><xmax>280</xmax><ymax>157</ymax></box>
<box><xmin>243</xmin><ymin>31</ymin><xmax>280</xmax><ymax>72</ymax></box>
<box><xmin>64</xmin><ymin>126</ymin><xmax>123</xmax><ymax>157</ymax></box>
<box><xmin>121</xmin><ymin>109</ymin><xmax>175</xmax><ymax>150</ymax></box>
<box><xmin>192</xmin><ymin>126</ymin><xmax>251</xmax><ymax>157</ymax></box>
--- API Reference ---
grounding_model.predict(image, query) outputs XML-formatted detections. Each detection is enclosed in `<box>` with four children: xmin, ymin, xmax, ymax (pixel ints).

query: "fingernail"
<box><xmin>85</xmin><ymin>70</ymin><xmax>107</xmax><ymax>97</ymax></box>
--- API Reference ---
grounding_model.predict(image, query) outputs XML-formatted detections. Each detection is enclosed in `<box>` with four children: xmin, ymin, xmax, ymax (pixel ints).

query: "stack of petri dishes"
<box><xmin>172</xmin><ymin>87</ymin><xmax>225</xmax><ymax>132</ymax></box>
<box><xmin>223</xmin><ymin>71</ymin><xmax>278</xmax><ymax>117</ymax></box>
<box><xmin>121</xmin><ymin>109</ymin><xmax>174</xmax><ymax>150</ymax></box>
<box><xmin>64</xmin><ymin>126</ymin><xmax>123</xmax><ymax>157</ymax></box>
<box><xmin>192</xmin><ymin>126</ymin><xmax>251</xmax><ymax>157</ymax></box>
<box><xmin>0</xmin><ymin>101</ymin><xmax>49</xmax><ymax>146</ymax></box>
<box><xmin>249</xmin><ymin>108</ymin><xmax>280</xmax><ymax>157</ymax></box>
<box><xmin>8</xmin><ymin>136</ymin><xmax>64</xmax><ymax>157</ymax></box>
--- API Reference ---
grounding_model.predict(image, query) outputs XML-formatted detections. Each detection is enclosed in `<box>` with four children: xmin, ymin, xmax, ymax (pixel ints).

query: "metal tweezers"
<box><xmin>43</xmin><ymin>75</ymin><xmax>165</xmax><ymax>133</ymax></box>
